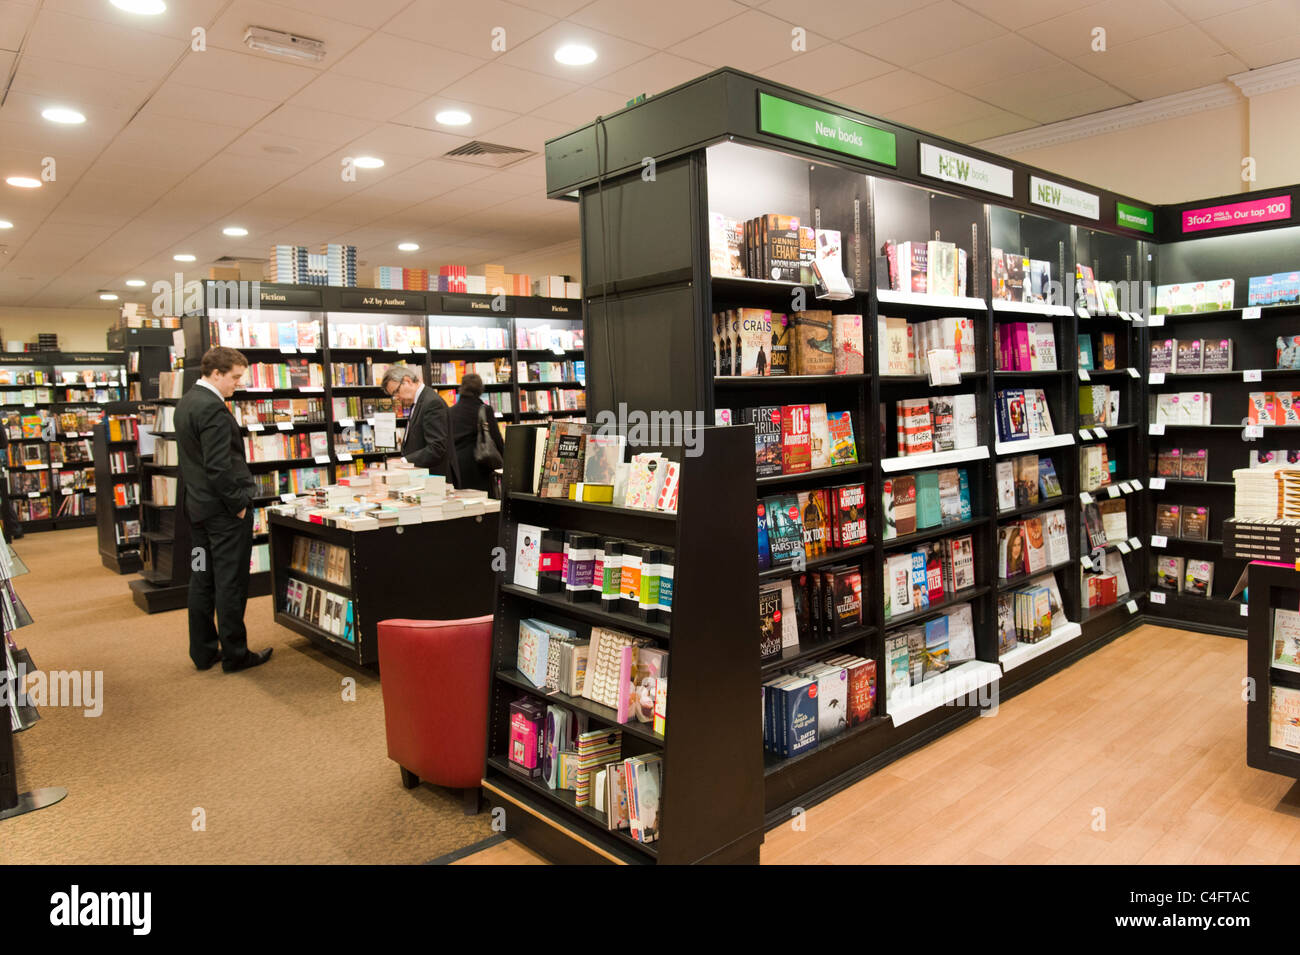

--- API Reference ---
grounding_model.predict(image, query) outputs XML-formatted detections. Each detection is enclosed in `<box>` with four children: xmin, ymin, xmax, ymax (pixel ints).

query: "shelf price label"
<box><xmin>411</xmin><ymin>345</ymin><xmax>426</xmax><ymax>354</ymax></box>
<box><xmin>1128</xmin><ymin>367</ymin><xmax>1141</xmax><ymax>378</ymax></box>
<box><xmin>276</xmin><ymin>422</ymin><xmax>292</xmax><ymax>431</ymax></box>
<box><xmin>1081</xmin><ymin>556</ymin><xmax>1094</xmax><ymax>570</ymax></box>
<box><xmin>1080</xmin><ymin>491</ymin><xmax>1094</xmax><ymax>504</ymax></box>
<box><xmin>1118</xmin><ymin>481</ymin><xmax>1133</xmax><ymax>494</ymax></box>
<box><xmin>1245</xmin><ymin>425</ymin><xmax>1265</xmax><ymax>439</ymax></box>
<box><xmin>338</xmin><ymin>418</ymin><xmax>354</xmax><ymax>428</ymax></box>
<box><xmin>1241</xmin><ymin>603</ymin><xmax>1250</xmax><ymax>617</ymax></box>
<box><xmin>1152</xmin><ymin>535</ymin><xmax>1168</xmax><ymax>548</ymax></box>
<box><xmin>279</xmin><ymin>492</ymin><xmax>295</xmax><ymax>503</ymax></box>
<box><xmin>395</xmin><ymin>346</ymin><xmax>412</xmax><ymax>355</ymax></box>
<box><xmin>1243</xmin><ymin>306</ymin><xmax>1261</xmax><ymax>320</ymax></box>
<box><xmin>280</xmin><ymin>346</ymin><xmax>297</xmax><ymax>354</ymax></box>
<box><xmin>1150</xmin><ymin>591</ymin><xmax>1167</xmax><ymax>605</ymax></box>
<box><xmin>1149</xmin><ymin>423</ymin><xmax>1166</xmax><ymax>436</ymax></box>
<box><xmin>1119</xmin><ymin>311</ymin><xmax>1132</xmax><ymax>322</ymax></box>
<box><xmin>247</xmin><ymin>423</ymin><xmax>264</xmax><ymax>432</ymax></box>
<box><xmin>1128</xmin><ymin>536</ymin><xmax>1143</xmax><ymax>550</ymax></box>
<box><xmin>1078</xmin><ymin>369</ymin><xmax>1091</xmax><ymax>381</ymax></box>
<box><xmin>1094</xmin><ymin>426</ymin><xmax>1108</xmax><ymax>439</ymax></box>
<box><xmin>1107</xmin><ymin>485</ymin><xmax>1120</xmax><ymax>498</ymax></box>
<box><xmin>1130</xmin><ymin>479</ymin><xmax>1143</xmax><ymax>490</ymax></box>
<box><xmin>1149</xmin><ymin>477</ymin><xmax>1166</xmax><ymax>490</ymax></box>
<box><xmin>300</xmin><ymin>386</ymin><xmax>323</xmax><ymax>393</ymax></box>
<box><xmin>27</xmin><ymin>491</ymin><xmax>40</xmax><ymax>498</ymax></box>
<box><xmin>64</xmin><ymin>431</ymin><xmax>77</xmax><ymax>438</ymax></box>
<box><xmin>1149</xmin><ymin>371</ymin><xmax>1165</xmax><ymax>385</ymax></box>
<box><xmin>313</xmin><ymin>454</ymin><xmax>331</xmax><ymax>465</ymax></box>
<box><xmin>1244</xmin><ymin>369</ymin><xmax>1262</xmax><ymax>382</ymax></box>
<box><xmin>299</xmin><ymin>346</ymin><xmax>317</xmax><ymax>354</ymax></box>
<box><xmin>1126</xmin><ymin>599</ymin><xmax>1139</xmax><ymax>614</ymax></box>
<box><xmin>336</xmin><ymin>452</ymin><xmax>352</xmax><ymax>462</ymax></box>
<box><xmin>1079</xmin><ymin>428</ymin><xmax>1093</xmax><ymax>440</ymax></box>
<box><xmin>1149</xmin><ymin>314</ymin><xmax>1165</xmax><ymax>327</ymax></box>
<box><xmin>1115</xmin><ymin>540</ymin><xmax>1131</xmax><ymax>554</ymax></box>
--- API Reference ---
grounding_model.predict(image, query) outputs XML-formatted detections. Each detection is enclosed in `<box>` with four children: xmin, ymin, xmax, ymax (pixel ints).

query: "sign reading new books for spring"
<box><xmin>757</xmin><ymin>92</ymin><xmax>896</xmax><ymax>167</ymax></box>
<box><xmin>1029</xmin><ymin>176</ymin><xmax>1100</xmax><ymax>221</ymax></box>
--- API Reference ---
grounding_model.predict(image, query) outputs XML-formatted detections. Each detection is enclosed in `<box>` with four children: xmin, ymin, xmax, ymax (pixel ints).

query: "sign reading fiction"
<box><xmin>1182</xmin><ymin>194</ymin><xmax>1291</xmax><ymax>233</ymax></box>
<box><xmin>1116</xmin><ymin>201</ymin><xmax>1155</xmax><ymax>234</ymax></box>
<box><xmin>918</xmin><ymin>143</ymin><xmax>1013</xmax><ymax>197</ymax></box>
<box><xmin>1030</xmin><ymin>176</ymin><xmax>1099</xmax><ymax>220</ymax></box>
<box><xmin>757</xmin><ymin>92</ymin><xmax>896</xmax><ymax>167</ymax></box>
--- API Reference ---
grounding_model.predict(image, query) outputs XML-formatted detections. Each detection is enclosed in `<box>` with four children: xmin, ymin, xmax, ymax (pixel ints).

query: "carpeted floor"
<box><xmin>6</xmin><ymin>528</ymin><xmax>491</xmax><ymax>864</ymax></box>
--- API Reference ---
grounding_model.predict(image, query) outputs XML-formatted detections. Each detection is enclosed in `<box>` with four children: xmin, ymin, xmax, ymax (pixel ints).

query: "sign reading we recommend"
<box><xmin>1116</xmin><ymin>201</ymin><xmax>1155</xmax><ymax>234</ymax></box>
<box><xmin>758</xmin><ymin>92</ymin><xmax>896</xmax><ymax>167</ymax></box>
<box><xmin>919</xmin><ymin>143</ymin><xmax>1013</xmax><ymax>197</ymax></box>
<box><xmin>1030</xmin><ymin>175</ymin><xmax>1099</xmax><ymax>220</ymax></box>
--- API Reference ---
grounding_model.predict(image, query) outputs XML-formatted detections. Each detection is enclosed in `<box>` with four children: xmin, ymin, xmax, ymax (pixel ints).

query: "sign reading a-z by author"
<box><xmin>1182</xmin><ymin>194</ymin><xmax>1291</xmax><ymax>233</ymax></box>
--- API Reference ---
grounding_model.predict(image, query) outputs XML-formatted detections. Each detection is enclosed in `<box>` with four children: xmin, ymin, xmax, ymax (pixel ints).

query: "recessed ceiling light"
<box><xmin>125</xmin><ymin>279</ymin><xmax>146</xmax><ymax>287</ymax></box>
<box><xmin>0</xmin><ymin>220</ymin><xmax>12</xmax><ymax>229</ymax></box>
<box><xmin>435</xmin><ymin>110</ymin><xmax>472</xmax><ymax>126</ymax></box>
<box><xmin>110</xmin><ymin>0</ymin><xmax>167</xmax><ymax>13</ymax></box>
<box><xmin>173</xmin><ymin>254</ymin><xmax>196</xmax><ymax>262</ymax></box>
<box><xmin>397</xmin><ymin>242</ymin><xmax>420</xmax><ymax>252</ymax></box>
<box><xmin>223</xmin><ymin>226</ymin><xmax>249</xmax><ymax>237</ymax></box>
<box><xmin>353</xmin><ymin>156</ymin><xmax>384</xmax><ymax>169</ymax></box>
<box><xmin>42</xmin><ymin>107</ymin><xmax>86</xmax><ymax>125</ymax></box>
<box><xmin>554</xmin><ymin>44</ymin><xmax>597</xmax><ymax>66</ymax></box>
<box><xmin>99</xmin><ymin>293</ymin><xmax>119</xmax><ymax>301</ymax></box>
<box><xmin>5</xmin><ymin>177</ymin><xmax>41</xmax><ymax>189</ymax></box>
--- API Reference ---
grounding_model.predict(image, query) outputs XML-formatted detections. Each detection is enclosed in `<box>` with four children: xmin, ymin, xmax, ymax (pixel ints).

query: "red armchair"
<box><xmin>377</xmin><ymin>615</ymin><xmax>494</xmax><ymax>814</ymax></box>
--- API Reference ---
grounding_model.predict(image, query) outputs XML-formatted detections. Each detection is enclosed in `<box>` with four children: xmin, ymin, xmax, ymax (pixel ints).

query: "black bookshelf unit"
<box><xmin>93</xmin><ymin>415</ymin><xmax>142</xmax><ymax>574</ymax></box>
<box><xmin>108</xmin><ymin>326</ymin><xmax>177</xmax><ymax>403</ymax></box>
<box><xmin>130</xmin><ymin>396</ymin><xmax>193</xmax><ymax>613</ymax></box>
<box><xmin>1243</xmin><ymin>561</ymin><xmax>1300</xmax><ymax>779</ymax></box>
<box><xmin>267</xmin><ymin>510</ymin><xmax>498</xmax><ymax>668</ymax></box>
<box><xmin>483</xmin><ymin>424</ymin><xmax>764</xmax><ymax>864</ymax></box>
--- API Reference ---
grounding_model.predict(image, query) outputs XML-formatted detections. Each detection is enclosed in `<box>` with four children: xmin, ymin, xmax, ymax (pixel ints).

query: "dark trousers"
<box><xmin>188</xmin><ymin>510</ymin><xmax>253</xmax><ymax>668</ymax></box>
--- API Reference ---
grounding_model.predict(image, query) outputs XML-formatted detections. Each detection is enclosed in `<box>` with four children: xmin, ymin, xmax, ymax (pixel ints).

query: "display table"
<box><xmin>1242</xmin><ymin>560</ymin><xmax>1300</xmax><ymax>780</ymax></box>
<box><xmin>268</xmin><ymin>510</ymin><xmax>499</xmax><ymax>668</ymax></box>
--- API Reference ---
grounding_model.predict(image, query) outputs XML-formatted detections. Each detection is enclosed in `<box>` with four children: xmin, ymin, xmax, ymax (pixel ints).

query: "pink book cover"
<box><xmin>616</xmin><ymin>645</ymin><xmax>634</xmax><ymax>723</ymax></box>
<box><xmin>508</xmin><ymin>708</ymin><xmax>542</xmax><ymax>777</ymax></box>
<box><xmin>1014</xmin><ymin>323</ymin><xmax>1032</xmax><ymax>371</ymax></box>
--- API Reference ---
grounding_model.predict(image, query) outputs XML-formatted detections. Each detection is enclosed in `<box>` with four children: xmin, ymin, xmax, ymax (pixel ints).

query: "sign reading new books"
<box><xmin>757</xmin><ymin>92</ymin><xmax>896</xmax><ymax>167</ymax></box>
<box><xmin>918</xmin><ymin>143</ymin><xmax>1013</xmax><ymax>198</ymax></box>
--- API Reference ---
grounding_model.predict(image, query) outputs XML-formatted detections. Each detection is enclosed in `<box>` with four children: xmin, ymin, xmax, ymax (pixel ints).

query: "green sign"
<box><xmin>1116</xmin><ymin>201</ymin><xmax>1155</xmax><ymax>234</ymax></box>
<box><xmin>758</xmin><ymin>92</ymin><xmax>896</xmax><ymax>167</ymax></box>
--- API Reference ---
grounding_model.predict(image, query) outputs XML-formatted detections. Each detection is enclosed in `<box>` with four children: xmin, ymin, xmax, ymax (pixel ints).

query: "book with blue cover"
<box><xmin>756</xmin><ymin>500</ymin><xmax>771</xmax><ymax>570</ymax></box>
<box><xmin>924</xmin><ymin>615</ymin><xmax>950</xmax><ymax>677</ymax></box>
<box><xmin>910</xmin><ymin>551</ymin><xmax>929</xmax><ymax>611</ymax></box>
<box><xmin>781</xmin><ymin>678</ymin><xmax>819</xmax><ymax>757</ymax></box>
<box><xmin>1079</xmin><ymin>334</ymin><xmax>1095</xmax><ymax>370</ymax></box>
<box><xmin>763</xmin><ymin>494</ymin><xmax>805</xmax><ymax>566</ymax></box>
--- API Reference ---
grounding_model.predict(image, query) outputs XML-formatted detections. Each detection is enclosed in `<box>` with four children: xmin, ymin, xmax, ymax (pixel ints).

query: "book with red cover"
<box><xmin>832</xmin><ymin>483</ymin><xmax>868</xmax><ymax>548</ymax></box>
<box><xmin>780</xmin><ymin>403</ymin><xmax>812</xmax><ymax>474</ymax></box>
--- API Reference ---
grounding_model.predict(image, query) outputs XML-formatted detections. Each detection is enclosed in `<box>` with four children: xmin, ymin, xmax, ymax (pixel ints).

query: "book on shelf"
<box><xmin>1184</xmin><ymin>558</ymin><xmax>1214</xmax><ymax>596</ymax></box>
<box><xmin>1155</xmin><ymin>555</ymin><xmax>1185</xmax><ymax>592</ymax></box>
<box><xmin>1180</xmin><ymin>505</ymin><xmax>1209</xmax><ymax>540</ymax></box>
<box><xmin>1271</xmin><ymin>686</ymin><xmax>1300</xmax><ymax>755</ymax></box>
<box><xmin>996</xmin><ymin>461</ymin><xmax>1015</xmax><ymax>512</ymax></box>
<box><xmin>1273</xmin><ymin>609</ymin><xmax>1300</xmax><ymax>673</ymax></box>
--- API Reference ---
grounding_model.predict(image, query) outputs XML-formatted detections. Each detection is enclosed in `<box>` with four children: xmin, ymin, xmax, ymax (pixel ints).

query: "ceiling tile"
<box><xmin>169</xmin><ymin>47</ymin><xmax>319</xmax><ymax>100</ymax></box>
<box><xmin>842</xmin><ymin>1</ymin><xmax>1006</xmax><ymax>65</ymax></box>
<box><xmin>288</xmin><ymin>72</ymin><xmax>430</xmax><ymax>120</ymax></box>
<box><xmin>505</xmin><ymin>0</ymin><xmax>594</xmax><ymax>17</ymax></box>
<box><xmin>569</xmin><ymin>0</ymin><xmax>747</xmax><ymax>48</ymax></box>
<box><xmin>914</xmin><ymin>34</ymin><xmax>1064</xmax><ymax>88</ymax></box>
<box><xmin>481</xmin><ymin>114</ymin><xmax>575</xmax><ymax>151</ymax></box>
<box><xmin>79</xmin><ymin>161</ymin><xmax>189</xmax><ymax>192</ymax></box>
<box><xmin>886</xmin><ymin>92</ymin><xmax>1008</xmax><ymax>131</ymax></box>
<box><xmin>381</xmin><ymin>0</ymin><xmax>556</xmax><ymax>59</ymax></box>
<box><xmin>8</xmin><ymin>55</ymin><xmax>153</xmax><ymax>111</ymax></box>
<box><xmin>757</xmin><ymin>0</ymin><xmax>943</xmax><ymax>37</ymax></box>
<box><xmin>0</xmin><ymin>2</ymin><xmax>35</xmax><ymax>52</ymax></box>
<box><xmin>938</xmin><ymin>110</ymin><xmax>1040</xmax><ymax>143</ymax></box>
<box><xmin>953</xmin><ymin>0</ymin><xmax>1105</xmax><ymax>28</ymax></box>
<box><xmin>264</xmin><ymin>0</ymin><xmax>413</xmax><ymax>29</ymax></box>
<box><xmin>24</xmin><ymin>9</ymin><xmax>185</xmax><ymax>77</ymax></box>
<box><xmin>340</xmin><ymin>123</ymin><xmax>472</xmax><ymax>161</ymax></box>
<box><xmin>967</xmin><ymin>61</ymin><xmax>1104</xmax><ymax>111</ymax></box>
<box><xmin>497</xmin><ymin>21</ymin><xmax>660</xmax><ymax>82</ymax></box>
<box><xmin>1201</xmin><ymin>0</ymin><xmax>1300</xmax><ymax>58</ymax></box>
<box><xmin>221</xmin><ymin>128</ymin><xmax>340</xmax><ymax>167</ymax></box>
<box><xmin>41</xmin><ymin>0</ymin><xmax>230</xmax><ymax>40</ymax></box>
<box><xmin>1234</xmin><ymin>32</ymin><xmax>1300</xmax><ymax>69</ymax></box>
<box><xmin>436</xmin><ymin>62</ymin><xmax>579</xmax><ymax>114</ymax></box>
<box><xmin>347</xmin><ymin>159</ymin><xmax>498</xmax><ymax>201</ymax></box>
<box><xmin>135</xmin><ymin>83</ymin><xmax>282</xmax><ymax>130</ymax></box>
<box><xmin>330</xmin><ymin>33</ymin><xmax>484</xmax><ymax>93</ymax></box>
<box><xmin>248</xmin><ymin>104</ymin><xmax>382</xmax><ymax>146</ymax></box>
<box><xmin>1021</xmin><ymin>0</ymin><xmax>1190</xmax><ymax>61</ymax></box>
<box><xmin>1167</xmin><ymin>0</ymin><xmax>1270</xmax><ymax>22</ymax></box>
<box><xmin>205</xmin><ymin>0</ymin><xmax>373</xmax><ymax>63</ymax></box>
<box><xmin>385</xmin><ymin>97</ymin><xmax>521</xmax><ymax>139</ymax></box>
<box><xmin>530</xmin><ymin>85</ymin><xmax>629</xmax><ymax>125</ymax></box>
<box><xmin>1071</xmin><ymin>23</ymin><xmax>1229</xmax><ymax>83</ymax></box>
<box><xmin>673</xmin><ymin>8</ymin><xmax>830</xmax><ymax>71</ymax></box>
<box><xmin>1016</xmin><ymin>84</ymin><xmax>1136</xmax><ymax>123</ymax></box>
<box><xmin>0</xmin><ymin>91</ymin><xmax>129</xmax><ymax>154</ymax></box>
<box><xmin>1117</xmin><ymin>52</ymin><xmax>1249</xmax><ymax>100</ymax></box>
<box><xmin>594</xmin><ymin>51</ymin><xmax>715</xmax><ymax>98</ymax></box>
<box><xmin>829</xmin><ymin>70</ymin><xmax>951</xmax><ymax>115</ymax></box>
<box><xmin>760</xmin><ymin>44</ymin><xmax>894</xmax><ymax>95</ymax></box>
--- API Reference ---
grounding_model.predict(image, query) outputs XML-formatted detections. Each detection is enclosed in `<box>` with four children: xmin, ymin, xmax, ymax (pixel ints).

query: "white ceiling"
<box><xmin>0</xmin><ymin>0</ymin><xmax>1298</xmax><ymax>307</ymax></box>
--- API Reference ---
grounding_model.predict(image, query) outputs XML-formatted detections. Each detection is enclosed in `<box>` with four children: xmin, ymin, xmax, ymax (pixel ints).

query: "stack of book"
<box><xmin>991</xmin><ymin>250</ymin><xmax>1053</xmax><ymax>304</ymax></box>
<box><xmin>878</xmin><ymin>315</ymin><xmax>977</xmax><ymax>375</ymax></box>
<box><xmin>1078</xmin><ymin>384</ymin><xmax>1121</xmax><ymax>428</ymax></box>
<box><xmin>1155</xmin><ymin>502</ymin><xmax>1210</xmax><ymax>541</ymax></box>
<box><xmin>882</xmin><ymin>538</ymin><xmax>976</xmax><ymax>621</ymax></box>
<box><xmin>1150</xmin><ymin>337</ymin><xmax>1232</xmax><ymax>373</ymax></box>
<box><xmin>1155</xmin><ymin>556</ymin><xmax>1215</xmax><ymax>596</ymax></box>
<box><xmin>1151</xmin><ymin>391</ymin><xmax>1212</xmax><ymax>425</ymax></box>
<box><xmin>1248</xmin><ymin>392</ymin><xmax>1300</xmax><ymax>425</ymax></box>
<box><xmin>881</xmin><ymin>469</ymin><xmax>971</xmax><ymax>539</ymax></box>
<box><xmin>894</xmin><ymin>394</ymin><xmax>978</xmax><ymax>456</ymax></box>
<box><xmin>1247</xmin><ymin>272</ymin><xmax>1300</xmax><ymax>306</ymax></box>
<box><xmin>757</xmin><ymin>483</ymin><xmax>868</xmax><ymax>568</ymax></box>
<box><xmin>997</xmin><ymin>576</ymin><xmax>1066</xmax><ymax>652</ymax></box>
<box><xmin>998</xmin><ymin>509</ymin><xmax>1069</xmax><ymax>578</ymax></box>
<box><xmin>722</xmin><ymin>403</ymin><xmax>858</xmax><ymax>475</ymax></box>
<box><xmin>714</xmin><ymin>309</ymin><xmax>863</xmax><ymax>377</ymax></box>
<box><xmin>241</xmin><ymin>361</ymin><xmax>325</xmax><ymax>389</ymax></box>
<box><xmin>995</xmin><ymin>455</ymin><xmax>1063</xmax><ymax>510</ymax></box>
<box><xmin>516</xmin><ymin>326</ymin><xmax>583</xmax><ymax>351</ymax></box>
<box><xmin>881</xmin><ymin>239</ymin><xmax>969</xmax><ymax>297</ymax></box>
<box><xmin>763</xmin><ymin>653</ymin><xmax>876</xmax><ymax>757</ymax></box>
<box><xmin>428</xmin><ymin>325</ymin><xmax>510</xmax><ymax>350</ymax></box>
<box><xmin>1154</xmin><ymin>280</ymin><xmax>1235</xmax><ymax>314</ymax></box>
<box><xmin>1082</xmin><ymin>551</ymin><xmax>1128</xmax><ymax>608</ymax></box>
<box><xmin>995</xmin><ymin>322</ymin><xmax>1057</xmax><ymax>370</ymax></box>
<box><xmin>1154</xmin><ymin>447</ymin><xmax>1209</xmax><ymax>481</ymax></box>
<box><xmin>996</xmin><ymin>388</ymin><xmax>1055</xmax><ymax>440</ymax></box>
<box><xmin>1232</xmin><ymin>464</ymin><xmax>1300</xmax><ymax>520</ymax></box>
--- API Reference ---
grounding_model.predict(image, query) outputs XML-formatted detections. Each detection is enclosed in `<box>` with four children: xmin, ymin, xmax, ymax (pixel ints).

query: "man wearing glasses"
<box><xmin>381</xmin><ymin>364</ymin><xmax>460</xmax><ymax>485</ymax></box>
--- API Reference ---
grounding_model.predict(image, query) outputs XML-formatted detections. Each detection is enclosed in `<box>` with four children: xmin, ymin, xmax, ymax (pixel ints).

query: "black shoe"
<box><xmin>195</xmin><ymin>654</ymin><xmax>222</xmax><ymax>671</ymax></box>
<box><xmin>222</xmin><ymin>648</ymin><xmax>272</xmax><ymax>673</ymax></box>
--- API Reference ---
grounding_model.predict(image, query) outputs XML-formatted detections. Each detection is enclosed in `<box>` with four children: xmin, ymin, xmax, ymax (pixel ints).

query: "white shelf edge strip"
<box><xmin>998</xmin><ymin>622</ymin><xmax>1084</xmax><ymax>673</ymax></box>
<box><xmin>994</xmin><ymin>433</ymin><xmax>1076</xmax><ymax>455</ymax></box>
<box><xmin>877</xmin><ymin>290</ymin><xmax>988</xmax><ymax>310</ymax></box>
<box><xmin>886</xmin><ymin>660</ymin><xmax>1003</xmax><ymax>726</ymax></box>
<box><xmin>881</xmin><ymin>445</ymin><xmax>989</xmax><ymax>473</ymax></box>
<box><xmin>991</xmin><ymin>300</ymin><xmax>1075</xmax><ymax>316</ymax></box>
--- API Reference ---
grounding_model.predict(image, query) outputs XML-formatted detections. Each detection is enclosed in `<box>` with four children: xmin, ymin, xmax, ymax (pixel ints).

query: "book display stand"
<box><xmin>541</xmin><ymin>68</ymin><xmax>1300</xmax><ymax>828</ymax></box>
<box><xmin>108</xmin><ymin>326</ymin><xmax>177</xmax><ymax>403</ymax></box>
<box><xmin>0</xmin><ymin>545</ymin><xmax>67</xmax><ymax>822</ymax></box>
<box><xmin>1242</xmin><ymin>561</ymin><xmax>1300</xmax><ymax>779</ymax></box>
<box><xmin>482</xmin><ymin>424</ymin><xmax>764</xmax><ymax>864</ymax></box>
<box><xmin>130</xmin><ymin>390</ymin><xmax>196</xmax><ymax>614</ymax></box>
<box><xmin>94</xmin><ymin>414</ymin><xmax>143</xmax><ymax>574</ymax></box>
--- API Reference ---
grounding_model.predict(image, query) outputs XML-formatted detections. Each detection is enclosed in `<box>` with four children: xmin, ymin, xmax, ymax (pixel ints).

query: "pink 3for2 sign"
<box><xmin>1182</xmin><ymin>194</ymin><xmax>1291</xmax><ymax>233</ymax></box>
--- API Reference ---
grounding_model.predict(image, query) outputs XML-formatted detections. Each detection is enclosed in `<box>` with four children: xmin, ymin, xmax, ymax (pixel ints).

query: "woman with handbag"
<box><xmin>450</xmin><ymin>373</ymin><xmax>505</xmax><ymax>493</ymax></box>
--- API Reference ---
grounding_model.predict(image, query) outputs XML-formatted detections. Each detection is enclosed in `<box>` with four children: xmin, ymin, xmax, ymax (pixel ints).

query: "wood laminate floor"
<box><xmin>466</xmin><ymin>624</ymin><xmax>1300</xmax><ymax>865</ymax></box>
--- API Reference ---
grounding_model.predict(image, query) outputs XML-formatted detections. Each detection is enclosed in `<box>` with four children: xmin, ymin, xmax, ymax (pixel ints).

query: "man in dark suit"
<box><xmin>176</xmin><ymin>346</ymin><xmax>272</xmax><ymax>673</ymax></box>
<box><xmin>382</xmin><ymin>364</ymin><xmax>460</xmax><ymax>485</ymax></box>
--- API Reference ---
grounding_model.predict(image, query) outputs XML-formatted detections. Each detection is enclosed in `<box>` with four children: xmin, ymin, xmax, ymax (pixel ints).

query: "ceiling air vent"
<box><xmin>441</xmin><ymin>141</ymin><xmax>535</xmax><ymax>169</ymax></box>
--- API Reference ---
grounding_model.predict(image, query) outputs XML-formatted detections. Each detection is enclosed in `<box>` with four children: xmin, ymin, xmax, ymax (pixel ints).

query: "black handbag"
<box><xmin>473</xmin><ymin>403</ymin><xmax>503</xmax><ymax>469</ymax></box>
